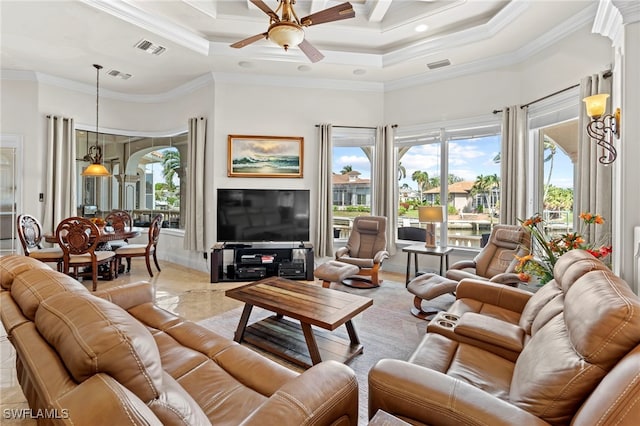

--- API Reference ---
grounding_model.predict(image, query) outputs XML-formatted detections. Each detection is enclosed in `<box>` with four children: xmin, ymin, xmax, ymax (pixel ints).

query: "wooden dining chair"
<box><xmin>16</xmin><ymin>214</ymin><xmax>63</xmax><ymax>271</ymax></box>
<box><xmin>55</xmin><ymin>216</ymin><xmax>116</xmax><ymax>291</ymax></box>
<box><xmin>104</xmin><ymin>209</ymin><xmax>132</xmax><ymax>269</ymax></box>
<box><xmin>115</xmin><ymin>214</ymin><xmax>163</xmax><ymax>277</ymax></box>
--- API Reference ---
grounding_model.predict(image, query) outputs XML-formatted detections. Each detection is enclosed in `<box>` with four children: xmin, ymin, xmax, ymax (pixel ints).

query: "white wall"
<box><xmin>1</xmin><ymin>22</ymin><xmax>626</xmax><ymax>279</ymax></box>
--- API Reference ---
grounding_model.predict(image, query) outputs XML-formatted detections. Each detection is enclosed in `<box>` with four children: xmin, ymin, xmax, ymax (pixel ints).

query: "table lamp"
<box><xmin>418</xmin><ymin>206</ymin><xmax>444</xmax><ymax>248</ymax></box>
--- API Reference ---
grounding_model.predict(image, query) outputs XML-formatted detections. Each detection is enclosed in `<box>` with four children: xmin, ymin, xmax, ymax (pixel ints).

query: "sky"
<box><xmin>333</xmin><ymin>135</ymin><xmax>574</xmax><ymax>190</ymax></box>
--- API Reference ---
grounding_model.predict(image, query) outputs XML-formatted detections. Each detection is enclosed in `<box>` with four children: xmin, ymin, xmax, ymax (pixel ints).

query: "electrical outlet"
<box><xmin>39</xmin><ymin>193</ymin><xmax>44</xmax><ymax>202</ymax></box>
<box><xmin>203</xmin><ymin>252</ymin><xmax>208</xmax><ymax>260</ymax></box>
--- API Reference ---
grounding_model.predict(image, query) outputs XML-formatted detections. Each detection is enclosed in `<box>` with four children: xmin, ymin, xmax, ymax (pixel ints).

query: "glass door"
<box><xmin>0</xmin><ymin>143</ymin><xmax>18</xmax><ymax>254</ymax></box>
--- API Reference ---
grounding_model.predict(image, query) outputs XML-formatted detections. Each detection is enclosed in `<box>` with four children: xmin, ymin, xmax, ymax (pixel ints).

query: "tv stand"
<box><xmin>210</xmin><ymin>242</ymin><xmax>314</xmax><ymax>283</ymax></box>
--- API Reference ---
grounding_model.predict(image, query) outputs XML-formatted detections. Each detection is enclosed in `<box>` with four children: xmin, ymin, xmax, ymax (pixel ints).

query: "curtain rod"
<box><xmin>492</xmin><ymin>70</ymin><xmax>613</xmax><ymax>114</ymax></box>
<box><xmin>315</xmin><ymin>124</ymin><xmax>397</xmax><ymax>129</ymax></box>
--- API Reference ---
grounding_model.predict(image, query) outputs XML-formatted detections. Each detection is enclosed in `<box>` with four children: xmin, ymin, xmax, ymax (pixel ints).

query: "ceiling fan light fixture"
<box><xmin>268</xmin><ymin>22</ymin><xmax>304</xmax><ymax>50</ymax></box>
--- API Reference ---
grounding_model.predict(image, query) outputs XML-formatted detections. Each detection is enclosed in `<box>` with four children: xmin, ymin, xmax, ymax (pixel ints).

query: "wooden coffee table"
<box><xmin>225</xmin><ymin>276</ymin><xmax>373</xmax><ymax>369</ymax></box>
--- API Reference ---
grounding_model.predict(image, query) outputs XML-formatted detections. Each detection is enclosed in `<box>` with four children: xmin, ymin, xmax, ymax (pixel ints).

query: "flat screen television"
<box><xmin>217</xmin><ymin>189</ymin><xmax>310</xmax><ymax>243</ymax></box>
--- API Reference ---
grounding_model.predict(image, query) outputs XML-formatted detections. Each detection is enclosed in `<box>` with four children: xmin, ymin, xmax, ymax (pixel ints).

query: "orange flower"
<box><xmin>594</xmin><ymin>215</ymin><xmax>604</xmax><ymax>224</ymax></box>
<box><xmin>518</xmin><ymin>272</ymin><xmax>531</xmax><ymax>282</ymax></box>
<box><xmin>579</xmin><ymin>212</ymin><xmax>592</xmax><ymax>222</ymax></box>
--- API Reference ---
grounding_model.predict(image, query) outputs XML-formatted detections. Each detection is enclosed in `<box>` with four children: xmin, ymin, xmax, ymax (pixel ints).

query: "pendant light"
<box><xmin>82</xmin><ymin>64</ymin><xmax>110</xmax><ymax>176</ymax></box>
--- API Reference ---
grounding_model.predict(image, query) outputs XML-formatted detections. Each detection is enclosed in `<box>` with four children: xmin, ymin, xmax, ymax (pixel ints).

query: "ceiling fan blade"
<box><xmin>299</xmin><ymin>39</ymin><xmax>324</xmax><ymax>63</ymax></box>
<box><xmin>300</xmin><ymin>2</ymin><xmax>355</xmax><ymax>27</ymax></box>
<box><xmin>250</xmin><ymin>0</ymin><xmax>280</xmax><ymax>22</ymax></box>
<box><xmin>230</xmin><ymin>32</ymin><xmax>268</xmax><ymax>48</ymax></box>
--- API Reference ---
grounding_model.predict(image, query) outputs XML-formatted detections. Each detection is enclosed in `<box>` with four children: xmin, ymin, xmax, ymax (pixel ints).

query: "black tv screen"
<box><xmin>217</xmin><ymin>189</ymin><xmax>310</xmax><ymax>242</ymax></box>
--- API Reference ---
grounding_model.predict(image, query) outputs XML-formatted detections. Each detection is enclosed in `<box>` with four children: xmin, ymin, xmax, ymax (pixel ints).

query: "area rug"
<box><xmin>197</xmin><ymin>280</ymin><xmax>455</xmax><ymax>425</ymax></box>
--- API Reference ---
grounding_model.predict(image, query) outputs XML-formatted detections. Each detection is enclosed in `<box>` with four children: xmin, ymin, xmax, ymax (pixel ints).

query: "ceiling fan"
<box><xmin>231</xmin><ymin>0</ymin><xmax>355</xmax><ymax>63</ymax></box>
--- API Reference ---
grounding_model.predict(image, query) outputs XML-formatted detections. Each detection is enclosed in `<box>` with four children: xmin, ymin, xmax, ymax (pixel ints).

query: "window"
<box><xmin>76</xmin><ymin>130</ymin><xmax>187</xmax><ymax>229</ymax></box>
<box><xmin>537</xmin><ymin>120</ymin><xmax>576</xmax><ymax>237</ymax></box>
<box><xmin>331</xmin><ymin>127</ymin><xmax>375</xmax><ymax>239</ymax></box>
<box><xmin>396</xmin><ymin>119</ymin><xmax>501</xmax><ymax>248</ymax></box>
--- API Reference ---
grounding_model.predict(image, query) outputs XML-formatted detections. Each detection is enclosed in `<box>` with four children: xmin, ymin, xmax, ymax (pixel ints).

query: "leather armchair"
<box><xmin>446</xmin><ymin>224</ymin><xmax>531</xmax><ymax>286</ymax></box>
<box><xmin>335</xmin><ymin>216</ymin><xmax>389</xmax><ymax>288</ymax></box>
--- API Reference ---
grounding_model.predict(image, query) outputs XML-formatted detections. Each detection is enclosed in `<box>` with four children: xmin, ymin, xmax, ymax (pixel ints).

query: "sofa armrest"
<box><xmin>240</xmin><ymin>360</ymin><xmax>358</xmax><ymax>426</ymax></box>
<box><xmin>56</xmin><ymin>374</ymin><xmax>164</xmax><ymax>425</ymax></box>
<box><xmin>1</xmin><ymin>291</ymin><xmax>29</xmax><ymax>336</ymax></box>
<box><xmin>456</xmin><ymin>278</ymin><xmax>532</xmax><ymax>313</ymax></box>
<box><xmin>373</xmin><ymin>250</ymin><xmax>389</xmax><ymax>264</ymax></box>
<box><xmin>455</xmin><ymin>312</ymin><xmax>525</xmax><ymax>352</ymax></box>
<box><xmin>448</xmin><ymin>259</ymin><xmax>476</xmax><ymax>270</ymax></box>
<box><xmin>368</xmin><ymin>359</ymin><xmax>550</xmax><ymax>426</ymax></box>
<box><xmin>94</xmin><ymin>281</ymin><xmax>153</xmax><ymax>310</ymax></box>
<box><xmin>335</xmin><ymin>247</ymin><xmax>349</xmax><ymax>258</ymax></box>
<box><xmin>489</xmin><ymin>272</ymin><xmax>525</xmax><ymax>287</ymax></box>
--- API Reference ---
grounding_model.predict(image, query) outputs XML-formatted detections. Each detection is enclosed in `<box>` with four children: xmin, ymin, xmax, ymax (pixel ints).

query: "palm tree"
<box><xmin>542</xmin><ymin>137</ymin><xmax>557</xmax><ymax>202</ymax></box>
<box><xmin>341</xmin><ymin>165</ymin><xmax>353</xmax><ymax>174</ymax></box>
<box><xmin>162</xmin><ymin>149</ymin><xmax>180</xmax><ymax>192</ymax></box>
<box><xmin>411</xmin><ymin>170</ymin><xmax>429</xmax><ymax>203</ymax></box>
<box><xmin>398</xmin><ymin>161</ymin><xmax>406</xmax><ymax>181</ymax></box>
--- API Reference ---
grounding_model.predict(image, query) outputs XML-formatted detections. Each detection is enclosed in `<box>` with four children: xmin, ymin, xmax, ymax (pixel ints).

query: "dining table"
<box><xmin>44</xmin><ymin>226</ymin><xmax>142</xmax><ymax>280</ymax></box>
<box><xmin>44</xmin><ymin>227</ymin><xmax>142</xmax><ymax>246</ymax></box>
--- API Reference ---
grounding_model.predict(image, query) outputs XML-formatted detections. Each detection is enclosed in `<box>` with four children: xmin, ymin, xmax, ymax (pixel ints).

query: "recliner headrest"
<box><xmin>356</xmin><ymin>220</ymin><xmax>380</xmax><ymax>234</ymax></box>
<box><xmin>492</xmin><ymin>227</ymin><xmax>524</xmax><ymax>249</ymax></box>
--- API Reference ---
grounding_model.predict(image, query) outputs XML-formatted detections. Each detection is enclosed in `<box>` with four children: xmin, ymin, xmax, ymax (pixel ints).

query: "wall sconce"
<box><xmin>418</xmin><ymin>206</ymin><xmax>444</xmax><ymax>248</ymax></box>
<box><xmin>583</xmin><ymin>93</ymin><xmax>621</xmax><ymax>165</ymax></box>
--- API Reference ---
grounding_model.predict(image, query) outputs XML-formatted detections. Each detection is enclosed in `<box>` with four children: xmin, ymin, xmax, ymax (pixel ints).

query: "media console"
<box><xmin>210</xmin><ymin>242</ymin><xmax>314</xmax><ymax>283</ymax></box>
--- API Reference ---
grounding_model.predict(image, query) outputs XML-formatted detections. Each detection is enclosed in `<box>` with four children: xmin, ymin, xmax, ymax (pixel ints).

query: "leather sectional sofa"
<box><xmin>369</xmin><ymin>250</ymin><xmax>640</xmax><ymax>425</ymax></box>
<box><xmin>0</xmin><ymin>255</ymin><xmax>359</xmax><ymax>425</ymax></box>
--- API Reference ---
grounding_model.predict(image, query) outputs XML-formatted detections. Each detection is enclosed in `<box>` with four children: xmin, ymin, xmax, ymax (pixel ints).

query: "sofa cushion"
<box><xmin>35</xmin><ymin>291</ymin><xmax>164</xmax><ymax>403</ymax></box>
<box><xmin>0</xmin><ymin>254</ymin><xmax>51</xmax><ymax>290</ymax></box>
<box><xmin>509</xmin><ymin>269</ymin><xmax>640</xmax><ymax>424</ymax></box>
<box><xmin>11</xmin><ymin>268</ymin><xmax>88</xmax><ymax>320</ymax></box>
<box><xmin>148</xmin><ymin>371</ymin><xmax>211</xmax><ymax>426</ymax></box>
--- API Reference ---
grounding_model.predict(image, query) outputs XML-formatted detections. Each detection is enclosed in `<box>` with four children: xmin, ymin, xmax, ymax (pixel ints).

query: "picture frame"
<box><xmin>227</xmin><ymin>135</ymin><xmax>304</xmax><ymax>178</ymax></box>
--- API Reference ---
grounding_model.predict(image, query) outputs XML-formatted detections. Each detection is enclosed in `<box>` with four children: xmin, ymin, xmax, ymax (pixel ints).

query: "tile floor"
<box><xmin>0</xmin><ymin>258</ymin><xmax>406</xmax><ymax>424</ymax></box>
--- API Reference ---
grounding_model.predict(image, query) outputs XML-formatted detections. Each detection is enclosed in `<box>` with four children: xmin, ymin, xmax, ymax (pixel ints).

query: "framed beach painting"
<box><xmin>227</xmin><ymin>135</ymin><xmax>304</xmax><ymax>178</ymax></box>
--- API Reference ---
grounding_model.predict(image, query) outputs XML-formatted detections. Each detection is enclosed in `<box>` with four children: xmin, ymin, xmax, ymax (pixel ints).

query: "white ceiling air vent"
<box><xmin>134</xmin><ymin>39</ymin><xmax>167</xmax><ymax>55</ymax></box>
<box><xmin>427</xmin><ymin>59</ymin><xmax>451</xmax><ymax>70</ymax></box>
<box><xmin>107</xmin><ymin>69</ymin><xmax>132</xmax><ymax>80</ymax></box>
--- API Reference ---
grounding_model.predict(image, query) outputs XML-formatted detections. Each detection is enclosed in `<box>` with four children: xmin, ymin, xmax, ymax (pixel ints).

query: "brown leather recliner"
<box><xmin>0</xmin><ymin>255</ymin><xmax>359</xmax><ymax>425</ymax></box>
<box><xmin>407</xmin><ymin>224</ymin><xmax>531</xmax><ymax>318</ymax></box>
<box><xmin>335</xmin><ymin>216</ymin><xmax>389</xmax><ymax>288</ymax></box>
<box><xmin>446</xmin><ymin>224</ymin><xmax>531</xmax><ymax>285</ymax></box>
<box><xmin>369</xmin><ymin>250</ymin><xmax>640</xmax><ymax>425</ymax></box>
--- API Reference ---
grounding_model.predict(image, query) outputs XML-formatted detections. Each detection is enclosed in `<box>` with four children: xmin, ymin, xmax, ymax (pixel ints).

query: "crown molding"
<box><xmin>383</xmin><ymin>0</ymin><xmax>530</xmax><ymax>67</ymax></box>
<box><xmin>593</xmin><ymin>0</ymin><xmax>624</xmax><ymax>47</ymax></box>
<box><xmin>80</xmin><ymin>0</ymin><xmax>210</xmax><ymax>55</ymax></box>
<box><xmin>211</xmin><ymin>71</ymin><xmax>383</xmax><ymax>92</ymax></box>
<box><xmin>612</xmin><ymin>0</ymin><xmax>640</xmax><ymax>24</ymax></box>
<box><xmin>1</xmin><ymin>69</ymin><xmax>215</xmax><ymax>104</ymax></box>
<box><xmin>384</xmin><ymin>5</ymin><xmax>597</xmax><ymax>92</ymax></box>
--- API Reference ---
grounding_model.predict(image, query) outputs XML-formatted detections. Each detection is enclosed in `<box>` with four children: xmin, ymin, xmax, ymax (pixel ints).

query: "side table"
<box><xmin>402</xmin><ymin>244</ymin><xmax>453</xmax><ymax>285</ymax></box>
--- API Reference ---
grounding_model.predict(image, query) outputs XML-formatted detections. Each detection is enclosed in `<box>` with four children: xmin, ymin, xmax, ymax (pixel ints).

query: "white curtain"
<box><xmin>372</xmin><ymin>125</ymin><xmax>397</xmax><ymax>255</ymax></box>
<box><xmin>183</xmin><ymin>117</ymin><xmax>208</xmax><ymax>252</ymax></box>
<box><xmin>500</xmin><ymin>105</ymin><xmax>529</xmax><ymax>224</ymax></box>
<box><xmin>577</xmin><ymin>73</ymin><xmax>612</xmax><ymax>245</ymax></box>
<box><xmin>315</xmin><ymin>124</ymin><xmax>334</xmax><ymax>257</ymax></box>
<box><xmin>44</xmin><ymin>116</ymin><xmax>77</xmax><ymax>233</ymax></box>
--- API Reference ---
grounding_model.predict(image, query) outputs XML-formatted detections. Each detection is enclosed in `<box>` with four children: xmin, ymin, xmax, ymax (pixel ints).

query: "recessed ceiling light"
<box><xmin>238</xmin><ymin>61</ymin><xmax>254</xmax><ymax>68</ymax></box>
<box><xmin>415</xmin><ymin>24</ymin><xmax>428</xmax><ymax>33</ymax></box>
<box><xmin>297</xmin><ymin>65</ymin><xmax>311</xmax><ymax>72</ymax></box>
<box><xmin>353</xmin><ymin>69</ymin><xmax>366</xmax><ymax>75</ymax></box>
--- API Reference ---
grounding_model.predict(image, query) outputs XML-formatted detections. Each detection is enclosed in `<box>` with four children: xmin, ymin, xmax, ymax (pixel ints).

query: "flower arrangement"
<box><xmin>90</xmin><ymin>217</ymin><xmax>106</xmax><ymax>227</ymax></box>
<box><xmin>515</xmin><ymin>212</ymin><xmax>612</xmax><ymax>284</ymax></box>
